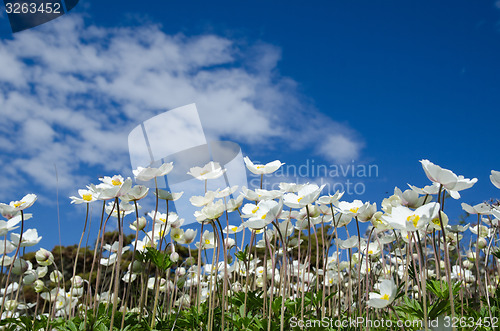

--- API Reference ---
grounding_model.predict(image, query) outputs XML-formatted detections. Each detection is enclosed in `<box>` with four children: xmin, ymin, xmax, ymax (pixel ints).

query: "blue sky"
<box><xmin>1</xmin><ymin>1</ymin><xmax>500</xmax><ymax>249</ymax></box>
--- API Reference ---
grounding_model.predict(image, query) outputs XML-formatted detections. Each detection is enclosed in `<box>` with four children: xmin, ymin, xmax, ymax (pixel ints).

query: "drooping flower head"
<box><xmin>420</xmin><ymin>160</ymin><xmax>477</xmax><ymax>199</ymax></box>
<box><xmin>490</xmin><ymin>170</ymin><xmax>500</xmax><ymax>189</ymax></box>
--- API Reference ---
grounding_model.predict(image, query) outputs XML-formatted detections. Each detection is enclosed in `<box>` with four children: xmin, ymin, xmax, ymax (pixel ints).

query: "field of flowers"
<box><xmin>0</xmin><ymin>157</ymin><xmax>499</xmax><ymax>330</ymax></box>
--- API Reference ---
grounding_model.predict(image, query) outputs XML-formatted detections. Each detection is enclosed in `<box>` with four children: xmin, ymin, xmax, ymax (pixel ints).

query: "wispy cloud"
<box><xmin>0</xmin><ymin>15</ymin><xmax>363</xmax><ymax>200</ymax></box>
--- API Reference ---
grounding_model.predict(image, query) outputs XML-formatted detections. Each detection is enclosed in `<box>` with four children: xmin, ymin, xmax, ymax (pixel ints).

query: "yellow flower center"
<box><xmin>205</xmin><ymin>239</ymin><xmax>211</xmax><ymax>245</ymax></box>
<box><xmin>261</xmin><ymin>213</ymin><xmax>267</xmax><ymax>220</ymax></box>
<box><xmin>407</xmin><ymin>215</ymin><xmax>420</xmax><ymax>227</ymax></box>
<box><xmin>13</xmin><ymin>201</ymin><xmax>24</xmax><ymax>208</ymax></box>
<box><xmin>368</xmin><ymin>250</ymin><xmax>373</xmax><ymax>254</ymax></box>
<box><xmin>200</xmin><ymin>170</ymin><xmax>208</xmax><ymax>176</ymax></box>
<box><xmin>252</xmin><ymin>206</ymin><xmax>259</xmax><ymax>213</ymax></box>
<box><xmin>432</xmin><ymin>218</ymin><xmax>440</xmax><ymax>226</ymax></box>
<box><xmin>82</xmin><ymin>194</ymin><xmax>93</xmax><ymax>201</ymax></box>
<box><xmin>173</xmin><ymin>234</ymin><xmax>180</xmax><ymax>239</ymax></box>
<box><xmin>381</xmin><ymin>294</ymin><xmax>389</xmax><ymax>300</ymax></box>
<box><xmin>159</xmin><ymin>218</ymin><xmax>166</xmax><ymax>223</ymax></box>
<box><xmin>329</xmin><ymin>279</ymin><xmax>333</xmax><ymax>284</ymax></box>
<box><xmin>111</xmin><ymin>179</ymin><xmax>122</xmax><ymax>186</ymax></box>
<box><xmin>257</xmin><ymin>165</ymin><xmax>264</xmax><ymax>169</ymax></box>
<box><xmin>298</xmin><ymin>197</ymin><xmax>303</xmax><ymax>202</ymax></box>
<box><xmin>350</xmin><ymin>207</ymin><xmax>359</xmax><ymax>213</ymax></box>
<box><xmin>231</xmin><ymin>226</ymin><xmax>238</xmax><ymax>232</ymax></box>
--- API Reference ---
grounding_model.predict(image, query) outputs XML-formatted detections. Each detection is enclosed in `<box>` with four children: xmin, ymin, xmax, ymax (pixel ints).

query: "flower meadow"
<box><xmin>0</xmin><ymin>157</ymin><xmax>500</xmax><ymax>330</ymax></box>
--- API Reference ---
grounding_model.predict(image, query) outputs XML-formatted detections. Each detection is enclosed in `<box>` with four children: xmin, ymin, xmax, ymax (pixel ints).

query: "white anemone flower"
<box><xmin>254</xmin><ymin>188</ymin><xmax>283</xmax><ymax>200</ymax></box>
<box><xmin>367</xmin><ymin>279</ymin><xmax>397</xmax><ymax>308</ymax></box>
<box><xmin>336</xmin><ymin>200</ymin><xmax>364</xmax><ymax>216</ymax></box>
<box><xmin>243</xmin><ymin>157</ymin><xmax>284</xmax><ymax>175</ymax></box>
<box><xmin>11</xmin><ymin>229</ymin><xmax>42</xmax><ymax>247</ymax></box>
<box><xmin>408</xmin><ymin>183</ymin><xmax>440</xmax><ymax>195</ymax></box>
<box><xmin>420</xmin><ymin>159</ymin><xmax>477</xmax><ymax>199</ymax></box>
<box><xmin>361</xmin><ymin>242</ymin><xmax>382</xmax><ymax>256</ymax></box>
<box><xmin>215</xmin><ymin>186</ymin><xmax>239</xmax><ymax>198</ymax></box>
<box><xmin>337</xmin><ymin>236</ymin><xmax>363</xmax><ymax>249</ymax></box>
<box><xmin>10</xmin><ymin>194</ymin><xmax>38</xmax><ymax>211</ymax></box>
<box><xmin>394</xmin><ymin>187</ymin><xmax>428</xmax><ymax>208</ymax></box>
<box><xmin>130</xmin><ymin>216</ymin><xmax>147</xmax><ymax>232</ymax></box>
<box><xmin>105</xmin><ymin>201</ymin><xmax>136</xmax><ymax>218</ymax></box>
<box><xmin>92</xmin><ymin>176</ymin><xmax>133</xmax><ymax>200</ymax></box>
<box><xmin>461</xmin><ymin>202</ymin><xmax>492</xmax><ymax>215</ymax></box>
<box><xmin>100</xmin><ymin>254</ymin><xmax>117</xmax><ymax>266</ymax></box>
<box><xmin>428</xmin><ymin>210</ymin><xmax>449</xmax><ymax>231</ymax></box>
<box><xmin>190</xmin><ymin>191</ymin><xmax>216</xmax><ymax>207</ymax></box>
<box><xmin>148</xmin><ymin>211</ymin><xmax>178</xmax><ymax>225</ymax></box>
<box><xmin>490</xmin><ymin>170</ymin><xmax>500</xmax><ymax>189</ymax></box>
<box><xmin>103</xmin><ymin>242</ymin><xmax>130</xmax><ymax>254</ymax></box>
<box><xmin>183</xmin><ymin>229</ymin><xmax>197</xmax><ymax>244</ymax></box>
<box><xmin>0</xmin><ymin>194</ymin><xmax>37</xmax><ymax>215</ymax></box>
<box><xmin>0</xmin><ymin>239</ymin><xmax>16</xmax><ymax>255</ymax></box>
<box><xmin>283</xmin><ymin>184</ymin><xmax>325</xmax><ymax>209</ymax></box>
<box><xmin>70</xmin><ymin>189</ymin><xmax>96</xmax><ymax>204</ymax></box>
<box><xmin>188</xmin><ymin>161</ymin><xmax>225</xmax><ymax>180</ymax></box>
<box><xmin>317</xmin><ymin>191</ymin><xmax>345</xmax><ymax>206</ymax></box>
<box><xmin>35</xmin><ymin>248</ymin><xmax>54</xmax><ymax>266</ymax></box>
<box><xmin>225</xmin><ymin>195</ymin><xmax>244</xmax><ymax>212</ymax></box>
<box><xmin>279</xmin><ymin>182</ymin><xmax>306</xmax><ymax>193</ymax></box>
<box><xmin>0</xmin><ymin>215</ymin><xmax>23</xmax><ymax>236</ymax></box>
<box><xmin>198</xmin><ymin>200</ymin><xmax>225</xmax><ymax>221</ymax></box>
<box><xmin>223</xmin><ymin>225</ymin><xmax>244</xmax><ymax>234</ymax></box>
<box><xmin>196</xmin><ymin>230</ymin><xmax>217</xmax><ymax>249</ymax></box>
<box><xmin>122</xmin><ymin>185</ymin><xmax>149</xmax><ymax>201</ymax></box>
<box><xmin>133</xmin><ymin>162</ymin><xmax>173</xmax><ymax>181</ymax></box>
<box><xmin>155</xmin><ymin>189</ymin><xmax>184</xmax><ymax>201</ymax></box>
<box><xmin>382</xmin><ymin>202</ymin><xmax>440</xmax><ymax>232</ymax></box>
<box><xmin>243</xmin><ymin>199</ymin><xmax>283</xmax><ymax>230</ymax></box>
<box><xmin>451</xmin><ymin>265</ymin><xmax>474</xmax><ymax>283</ymax></box>
<box><xmin>469</xmin><ymin>224</ymin><xmax>493</xmax><ymax>238</ymax></box>
<box><xmin>241</xmin><ymin>202</ymin><xmax>263</xmax><ymax>219</ymax></box>
<box><xmin>170</xmin><ymin>228</ymin><xmax>185</xmax><ymax>243</ymax></box>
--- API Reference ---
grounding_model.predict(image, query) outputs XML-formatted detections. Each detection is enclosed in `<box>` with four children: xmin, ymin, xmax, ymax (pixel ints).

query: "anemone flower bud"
<box><xmin>176</xmin><ymin>267</ymin><xmax>186</xmax><ymax>277</ymax></box>
<box><xmin>130</xmin><ymin>260</ymin><xmax>144</xmax><ymax>274</ymax></box>
<box><xmin>478</xmin><ymin>237</ymin><xmax>487</xmax><ymax>250</ymax></box>
<box><xmin>12</xmin><ymin>259</ymin><xmax>28</xmax><ymax>275</ymax></box>
<box><xmin>34</xmin><ymin>279</ymin><xmax>45</xmax><ymax>293</ymax></box>
<box><xmin>71</xmin><ymin>275</ymin><xmax>84</xmax><ymax>288</ymax></box>
<box><xmin>50</xmin><ymin>270</ymin><xmax>63</xmax><ymax>283</ymax></box>
<box><xmin>23</xmin><ymin>270</ymin><xmax>38</xmax><ymax>285</ymax></box>
<box><xmin>170</xmin><ymin>252</ymin><xmax>179</xmax><ymax>263</ymax></box>
<box><xmin>130</xmin><ymin>217</ymin><xmax>147</xmax><ymax>232</ymax></box>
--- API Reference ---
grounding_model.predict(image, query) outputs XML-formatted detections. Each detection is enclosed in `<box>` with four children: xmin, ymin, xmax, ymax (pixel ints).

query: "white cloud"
<box><xmin>0</xmin><ymin>15</ymin><xmax>363</xmax><ymax>200</ymax></box>
<box><xmin>318</xmin><ymin>135</ymin><xmax>362</xmax><ymax>163</ymax></box>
